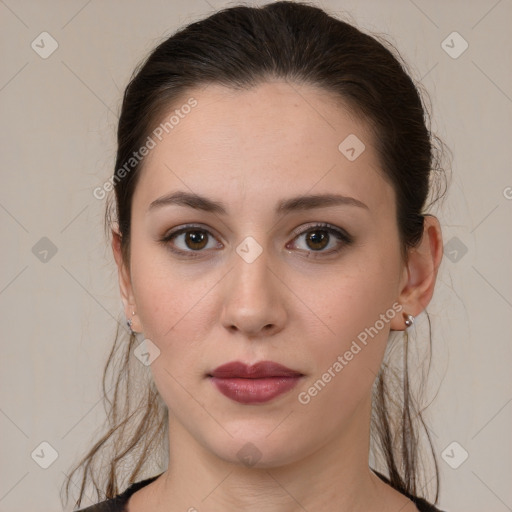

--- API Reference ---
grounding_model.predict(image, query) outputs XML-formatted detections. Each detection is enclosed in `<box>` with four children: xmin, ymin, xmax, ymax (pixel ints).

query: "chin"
<box><xmin>207</xmin><ymin>430</ymin><xmax>308</xmax><ymax>470</ymax></box>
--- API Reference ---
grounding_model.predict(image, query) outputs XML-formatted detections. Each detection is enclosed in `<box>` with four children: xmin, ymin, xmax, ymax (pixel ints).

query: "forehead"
<box><xmin>133</xmin><ymin>81</ymin><xmax>394</xmax><ymax>217</ymax></box>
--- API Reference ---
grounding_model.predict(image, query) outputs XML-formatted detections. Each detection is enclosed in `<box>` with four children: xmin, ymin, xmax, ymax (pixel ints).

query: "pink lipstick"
<box><xmin>208</xmin><ymin>360</ymin><xmax>303</xmax><ymax>404</ymax></box>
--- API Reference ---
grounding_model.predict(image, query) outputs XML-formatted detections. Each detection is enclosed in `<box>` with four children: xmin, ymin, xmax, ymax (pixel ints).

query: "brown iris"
<box><xmin>305</xmin><ymin>229</ymin><xmax>329</xmax><ymax>251</ymax></box>
<box><xmin>185</xmin><ymin>230</ymin><xmax>208</xmax><ymax>250</ymax></box>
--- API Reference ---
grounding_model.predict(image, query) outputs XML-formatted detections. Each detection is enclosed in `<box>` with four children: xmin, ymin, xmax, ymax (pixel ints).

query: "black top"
<box><xmin>77</xmin><ymin>471</ymin><xmax>446</xmax><ymax>512</ymax></box>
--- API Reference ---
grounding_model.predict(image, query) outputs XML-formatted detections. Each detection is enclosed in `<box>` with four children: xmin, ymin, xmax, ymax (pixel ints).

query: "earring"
<box><xmin>126</xmin><ymin>310</ymin><xmax>136</xmax><ymax>333</ymax></box>
<box><xmin>403</xmin><ymin>313</ymin><xmax>414</xmax><ymax>329</ymax></box>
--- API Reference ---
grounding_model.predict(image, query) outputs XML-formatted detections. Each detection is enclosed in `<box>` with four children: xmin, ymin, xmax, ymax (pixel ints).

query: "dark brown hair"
<box><xmin>63</xmin><ymin>1</ymin><xmax>450</xmax><ymax>507</ymax></box>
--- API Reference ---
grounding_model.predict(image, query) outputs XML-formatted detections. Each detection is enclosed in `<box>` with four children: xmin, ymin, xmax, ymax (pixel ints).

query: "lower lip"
<box><xmin>209</xmin><ymin>376</ymin><xmax>302</xmax><ymax>404</ymax></box>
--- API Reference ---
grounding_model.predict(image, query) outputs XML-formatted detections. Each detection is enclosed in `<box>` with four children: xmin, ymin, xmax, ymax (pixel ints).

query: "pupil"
<box><xmin>308</xmin><ymin>230</ymin><xmax>328</xmax><ymax>250</ymax></box>
<box><xmin>187</xmin><ymin>231</ymin><xmax>206</xmax><ymax>249</ymax></box>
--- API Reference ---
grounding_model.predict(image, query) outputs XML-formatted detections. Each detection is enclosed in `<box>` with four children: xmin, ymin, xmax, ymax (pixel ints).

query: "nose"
<box><xmin>220</xmin><ymin>248</ymin><xmax>287</xmax><ymax>339</ymax></box>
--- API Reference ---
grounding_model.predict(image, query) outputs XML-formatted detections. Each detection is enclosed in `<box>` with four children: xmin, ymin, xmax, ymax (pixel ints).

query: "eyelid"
<box><xmin>289</xmin><ymin>221</ymin><xmax>352</xmax><ymax>242</ymax></box>
<box><xmin>164</xmin><ymin>223</ymin><xmax>218</xmax><ymax>237</ymax></box>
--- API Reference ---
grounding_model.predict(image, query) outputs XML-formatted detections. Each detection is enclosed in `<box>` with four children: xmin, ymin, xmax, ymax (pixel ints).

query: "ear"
<box><xmin>390</xmin><ymin>215</ymin><xmax>443</xmax><ymax>330</ymax></box>
<box><xmin>112</xmin><ymin>227</ymin><xmax>140</xmax><ymax>332</ymax></box>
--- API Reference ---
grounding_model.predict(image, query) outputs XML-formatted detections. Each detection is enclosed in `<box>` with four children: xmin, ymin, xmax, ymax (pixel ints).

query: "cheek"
<box><xmin>130</xmin><ymin>240</ymin><xmax>201</xmax><ymax>334</ymax></box>
<box><xmin>317</xmin><ymin>256</ymin><xmax>400</xmax><ymax>342</ymax></box>
<box><xmin>294</xmin><ymin>294</ymin><xmax>396</xmax><ymax>432</ymax></box>
<box><xmin>130</xmin><ymin>257</ymin><xmax>215</xmax><ymax>413</ymax></box>
<box><xmin>129</xmin><ymin>246</ymin><xmax>220</xmax><ymax>374</ymax></box>
<box><xmin>302</xmin><ymin>252</ymin><xmax>401</xmax><ymax>393</ymax></box>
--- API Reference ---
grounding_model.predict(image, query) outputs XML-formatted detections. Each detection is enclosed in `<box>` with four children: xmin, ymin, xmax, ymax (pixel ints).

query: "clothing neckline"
<box><xmin>109</xmin><ymin>470</ymin><xmax>444</xmax><ymax>512</ymax></box>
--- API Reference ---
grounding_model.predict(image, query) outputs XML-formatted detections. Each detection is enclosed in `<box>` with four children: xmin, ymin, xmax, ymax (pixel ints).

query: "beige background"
<box><xmin>1</xmin><ymin>0</ymin><xmax>511</xmax><ymax>511</ymax></box>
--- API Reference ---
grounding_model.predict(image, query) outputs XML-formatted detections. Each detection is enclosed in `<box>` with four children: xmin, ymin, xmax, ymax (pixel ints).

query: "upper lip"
<box><xmin>209</xmin><ymin>360</ymin><xmax>303</xmax><ymax>378</ymax></box>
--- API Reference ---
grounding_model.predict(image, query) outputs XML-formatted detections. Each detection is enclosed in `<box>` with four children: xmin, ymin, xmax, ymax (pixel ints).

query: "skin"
<box><xmin>112</xmin><ymin>80</ymin><xmax>443</xmax><ymax>512</ymax></box>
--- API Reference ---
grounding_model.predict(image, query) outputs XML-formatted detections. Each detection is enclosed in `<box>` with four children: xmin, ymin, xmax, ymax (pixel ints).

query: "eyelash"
<box><xmin>159</xmin><ymin>222</ymin><xmax>353</xmax><ymax>260</ymax></box>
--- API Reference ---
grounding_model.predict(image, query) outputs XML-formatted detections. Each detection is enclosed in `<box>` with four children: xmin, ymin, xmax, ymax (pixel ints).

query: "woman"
<box><xmin>64</xmin><ymin>2</ymin><xmax>449</xmax><ymax>511</ymax></box>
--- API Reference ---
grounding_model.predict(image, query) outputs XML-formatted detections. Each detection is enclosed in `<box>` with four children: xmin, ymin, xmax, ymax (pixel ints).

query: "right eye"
<box><xmin>160</xmin><ymin>224</ymin><xmax>223</xmax><ymax>258</ymax></box>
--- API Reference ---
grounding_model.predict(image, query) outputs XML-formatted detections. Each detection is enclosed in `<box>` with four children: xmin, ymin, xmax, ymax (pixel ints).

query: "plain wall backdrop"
<box><xmin>1</xmin><ymin>0</ymin><xmax>511</xmax><ymax>511</ymax></box>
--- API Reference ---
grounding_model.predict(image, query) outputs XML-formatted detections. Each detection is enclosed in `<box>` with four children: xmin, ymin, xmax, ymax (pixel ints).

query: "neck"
<box><xmin>144</xmin><ymin>396</ymin><xmax>403</xmax><ymax>512</ymax></box>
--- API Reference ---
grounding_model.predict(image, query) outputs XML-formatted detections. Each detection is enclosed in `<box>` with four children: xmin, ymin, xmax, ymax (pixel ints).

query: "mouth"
<box><xmin>207</xmin><ymin>360</ymin><xmax>304</xmax><ymax>404</ymax></box>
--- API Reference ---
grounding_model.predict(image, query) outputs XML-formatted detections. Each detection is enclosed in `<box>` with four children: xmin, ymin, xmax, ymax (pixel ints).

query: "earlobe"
<box><xmin>390</xmin><ymin>215</ymin><xmax>443</xmax><ymax>331</ymax></box>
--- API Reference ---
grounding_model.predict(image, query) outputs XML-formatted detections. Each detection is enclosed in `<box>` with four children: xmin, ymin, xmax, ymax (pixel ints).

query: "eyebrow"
<box><xmin>147</xmin><ymin>190</ymin><xmax>369</xmax><ymax>215</ymax></box>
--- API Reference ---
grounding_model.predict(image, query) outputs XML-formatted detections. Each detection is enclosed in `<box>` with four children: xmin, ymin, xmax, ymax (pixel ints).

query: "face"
<box><xmin>120</xmin><ymin>81</ymin><xmax>409</xmax><ymax>467</ymax></box>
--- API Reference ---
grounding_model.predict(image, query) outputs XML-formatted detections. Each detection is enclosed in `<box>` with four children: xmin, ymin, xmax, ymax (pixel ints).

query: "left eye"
<box><xmin>288</xmin><ymin>223</ymin><xmax>351</xmax><ymax>254</ymax></box>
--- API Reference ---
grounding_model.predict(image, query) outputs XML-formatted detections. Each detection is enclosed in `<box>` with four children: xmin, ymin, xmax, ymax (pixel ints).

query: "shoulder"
<box><xmin>413</xmin><ymin>496</ymin><xmax>447</xmax><ymax>512</ymax></box>
<box><xmin>372</xmin><ymin>470</ymin><xmax>448</xmax><ymax>512</ymax></box>
<box><xmin>76</xmin><ymin>502</ymin><xmax>120</xmax><ymax>512</ymax></box>
<box><xmin>75</xmin><ymin>473</ymin><xmax>163</xmax><ymax>512</ymax></box>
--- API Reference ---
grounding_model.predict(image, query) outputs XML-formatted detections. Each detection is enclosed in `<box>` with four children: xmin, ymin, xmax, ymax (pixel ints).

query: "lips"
<box><xmin>210</xmin><ymin>361</ymin><xmax>303</xmax><ymax>379</ymax></box>
<box><xmin>208</xmin><ymin>361</ymin><xmax>304</xmax><ymax>404</ymax></box>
